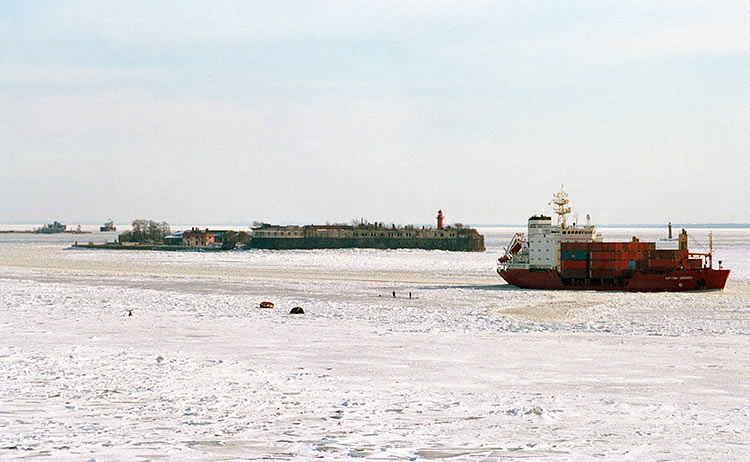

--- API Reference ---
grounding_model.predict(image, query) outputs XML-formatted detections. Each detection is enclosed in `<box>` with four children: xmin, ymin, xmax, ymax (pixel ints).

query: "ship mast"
<box><xmin>552</xmin><ymin>186</ymin><xmax>572</xmax><ymax>229</ymax></box>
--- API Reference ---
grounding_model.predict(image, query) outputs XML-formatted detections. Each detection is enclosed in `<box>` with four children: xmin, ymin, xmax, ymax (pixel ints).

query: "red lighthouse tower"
<box><xmin>436</xmin><ymin>210</ymin><xmax>444</xmax><ymax>229</ymax></box>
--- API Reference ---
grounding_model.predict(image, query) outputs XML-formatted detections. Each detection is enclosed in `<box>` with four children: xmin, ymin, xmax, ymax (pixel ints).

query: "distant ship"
<box><xmin>247</xmin><ymin>210</ymin><xmax>485</xmax><ymax>251</ymax></box>
<box><xmin>36</xmin><ymin>221</ymin><xmax>66</xmax><ymax>234</ymax></box>
<box><xmin>100</xmin><ymin>219</ymin><xmax>117</xmax><ymax>232</ymax></box>
<box><xmin>497</xmin><ymin>188</ymin><xmax>729</xmax><ymax>291</ymax></box>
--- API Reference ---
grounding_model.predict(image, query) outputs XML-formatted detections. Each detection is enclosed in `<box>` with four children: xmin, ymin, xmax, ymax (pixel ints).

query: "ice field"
<box><xmin>1</xmin><ymin>227</ymin><xmax>749</xmax><ymax>461</ymax></box>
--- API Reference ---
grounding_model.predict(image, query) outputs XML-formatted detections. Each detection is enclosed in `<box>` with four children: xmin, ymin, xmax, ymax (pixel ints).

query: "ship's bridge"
<box><xmin>527</xmin><ymin>218</ymin><xmax>601</xmax><ymax>269</ymax></box>
<box><xmin>501</xmin><ymin>187</ymin><xmax>602</xmax><ymax>271</ymax></box>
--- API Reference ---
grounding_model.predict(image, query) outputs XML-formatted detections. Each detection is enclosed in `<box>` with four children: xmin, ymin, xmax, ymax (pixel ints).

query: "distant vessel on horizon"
<box><xmin>497</xmin><ymin>187</ymin><xmax>730</xmax><ymax>292</ymax></box>
<box><xmin>100</xmin><ymin>219</ymin><xmax>117</xmax><ymax>232</ymax></box>
<box><xmin>36</xmin><ymin>221</ymin><xmax>66</xmax><ymax>234</ymax></box>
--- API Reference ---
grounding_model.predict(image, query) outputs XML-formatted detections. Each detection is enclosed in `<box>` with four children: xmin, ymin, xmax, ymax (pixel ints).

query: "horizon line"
<box><xmin>3</xmin><ymin>221</ymin><xmax>750</xmax><ymax>229</ymax></box>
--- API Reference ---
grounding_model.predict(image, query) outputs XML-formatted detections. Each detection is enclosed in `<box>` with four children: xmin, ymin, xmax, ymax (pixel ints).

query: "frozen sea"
<box><xmin>1</xmin><ymin>226</ymin><xmax>749</xmax><ymax>461</ymax></box>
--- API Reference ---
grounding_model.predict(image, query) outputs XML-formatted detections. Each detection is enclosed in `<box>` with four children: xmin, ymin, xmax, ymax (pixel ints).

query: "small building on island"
<box><xmin>183</xmin><ymin>228</ymin><xmax>215</xmax><ymax>247</ymax></box>
<box><xmin>163</xmin><ymin>231</ymin><xmax>184</xmax><ymax>246</ymax></box>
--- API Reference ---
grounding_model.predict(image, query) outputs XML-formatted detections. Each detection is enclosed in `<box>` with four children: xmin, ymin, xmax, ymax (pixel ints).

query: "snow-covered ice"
<box><xmin>1</xmin><ymin>227</ymin><xmax>749</xmax><ymax>460</ymax></box>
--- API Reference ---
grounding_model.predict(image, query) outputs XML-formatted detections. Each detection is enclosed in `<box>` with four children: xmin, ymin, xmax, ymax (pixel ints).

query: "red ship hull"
<box><xmin>498</xmin><ymin>268</ymin><xmax>730</xmax><ymax>292</ymax></box>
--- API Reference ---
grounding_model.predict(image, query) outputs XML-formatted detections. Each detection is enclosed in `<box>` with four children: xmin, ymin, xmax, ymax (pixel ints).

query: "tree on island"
<box><xmin>118</xmin><ymin>220</ymin><xmax>171</xmax><ymax>244</ymax></box>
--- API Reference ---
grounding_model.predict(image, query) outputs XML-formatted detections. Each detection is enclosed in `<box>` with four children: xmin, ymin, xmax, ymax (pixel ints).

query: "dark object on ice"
<box><xmin>392</xmin><ymin>291</ymin><xmax>396</xmax><ymax>298</ymax></box>
<box><xmin>259</xmin><ymin>301</ymin><xmax>274</xmax><ymax>309</ymax></box>
<box><xmin>290</xmin><ymin>307</ymin><xmax>305</xmax><ymax>314</ymax></box>
<box><xmin>128</xmin><ymin>310</ymin><xmax>132</xmax><ymax>317</ymax></box>
<box><xmin>409</xmin><ymin>292</ymin><xmax>412</xmax><ymax>299</ymax></box>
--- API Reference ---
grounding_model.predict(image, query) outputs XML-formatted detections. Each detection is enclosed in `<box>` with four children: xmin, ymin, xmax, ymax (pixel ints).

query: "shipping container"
<box><xmin>626</xmin><ymin>242</ymin><xmax>650</xmax><ymax>251</ymax></box>
<box><xmin>648</xmin><ymin>259</ymin><xmax>679</xmax><ymax>269</ymax></box>
<box><xmin>591</xmin><ymin>260</ymin><xmax>616</xmax><ymax>269</ymax></box>
<box><xmin>590</xmin><ymin>269</ymin><xmax>617</xmax><ymax>278</ymax></box>
<box><xmin>560</xmin><ymin>242</ymin><xmax>590</xmax><ymax>252</ymax></box>
<box><xmin>561</xmin><ymin>250</ymin><xmax>588</xmax><ymax>261</ymax></box>
<box><xmin>562</xmin><ymin>259</ymin><xmax>587</xmax><ymax>270</ymax></box>
<box><xmin>630</xmin><ymin>251</ymin><xmax>646</xmax><ymax>261</ymax></box>
<box><xmin>590</xmin><ymin>242</ymin><xmax>617</xmax><ymax>251</ymax></box>
<box><xmin>591</xmin><ymin>251</ymin><xmax>616</xmax><ymax>260</ymax></box>
<box><xmin>561</xmin><ymin>269</ymin><xmax>587</xmax><ymax>279</ymax></box>
<box><xmin>687</xmin><ymin>259</ymin><xmax>703</xmax><ymax>270</ymax></box>
<box><xmin>649</xmin><ymin>249</ymin><xmax>683</xmax><ymax>260</ymax></box>
<box><xmin>615</xmin><ymin>260</ymin><xmax>630</xmax><ymax>271</ymax></box>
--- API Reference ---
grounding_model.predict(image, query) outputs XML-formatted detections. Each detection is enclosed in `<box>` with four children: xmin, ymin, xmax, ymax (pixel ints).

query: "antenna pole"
<box><xmin>552</xmin><ymin>185</ymin><xmax>572</xmax><ymax>229</ymax></box>
<box><xmin>709</xmin><ymin>232</ymin><xmax>713</xmax><ymax>269</ymax></box>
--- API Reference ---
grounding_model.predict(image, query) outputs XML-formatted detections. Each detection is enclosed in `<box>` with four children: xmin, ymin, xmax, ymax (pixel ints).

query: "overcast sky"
<box><xmin>1</xmin><ymin>1</ymin><xmax>749</xmax><ymax>225</ymax></box>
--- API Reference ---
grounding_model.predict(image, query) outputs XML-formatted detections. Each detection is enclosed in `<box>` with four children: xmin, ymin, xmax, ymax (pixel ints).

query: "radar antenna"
<box><xmin>552</xmin><ymin>185</ymin><xmax>572</xmax><ymax>228</ymax></box>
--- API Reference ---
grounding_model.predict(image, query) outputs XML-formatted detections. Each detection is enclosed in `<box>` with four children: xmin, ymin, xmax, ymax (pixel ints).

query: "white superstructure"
<box><xmin>500</xmin><ymin>187</ymin><xmax>602</xmax><ymax>271</ymax></box>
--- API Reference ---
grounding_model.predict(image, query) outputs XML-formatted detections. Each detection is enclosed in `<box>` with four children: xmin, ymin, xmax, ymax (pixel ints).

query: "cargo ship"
<box><xmin>247</xmin><ymin>210</ymin><xmax>485</xmax><ymax>251</ymax></box>
<box><xmin>100</xmin><ymin>219</ymin><xmax>117</xmax><ymax>232</ymax></box>
<box><xmin>497</xmin><ymin>188</ymin><xmax>729</xmax><ymax>291</ymax></box>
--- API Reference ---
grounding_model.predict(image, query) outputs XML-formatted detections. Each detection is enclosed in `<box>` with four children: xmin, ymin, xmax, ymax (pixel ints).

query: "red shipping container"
<box><xmin>688</xmin><ymin>259</ymin><xmax>702</xmax><ymax>269</ymax></box>
<box><xmin>562</xmin><ymin>260</ymin><xmax>587</xmax><ymax>270</ymax></box>
<box><xmin>615</xmin><ymin>260</ymin><xmax>630</xmax><ymax>271</ymax></box>
<box><xmin>560</xmin><ymin>242</ymin><xmax>590</xmax><ymax>252</ymax></box>
<box><xmin>630</xmin><ymin>242</ymin><xmax>649</xmax><ymax>251</ymax></box>
<box><xmin>649</xmin><ymin>259</ymin><xmax>678</xmax><ymax>269</ymax></box>
<box><xmin>590</xmin><ymin>242</ymin><xmax>617</xmax><ymax>251</ymax></box>
<box><xmin>650</xmin><ymin>249</ymin><xmax>682</xmax><ymax>260</ymax></box>
<box><xmin>591</xmin><ymin>251</ymin><xmax>616</xmax><ymax>260</ymax></box>
<box><xmin>591</xmin><ymin>260</ymin><xmax>616</xmax><ymax>269</ymax></box>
